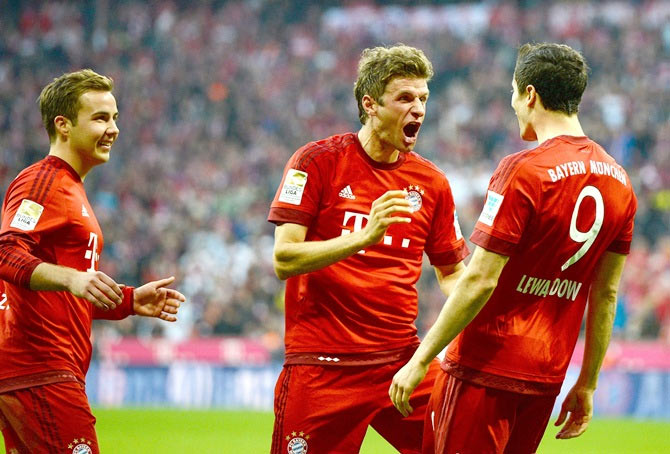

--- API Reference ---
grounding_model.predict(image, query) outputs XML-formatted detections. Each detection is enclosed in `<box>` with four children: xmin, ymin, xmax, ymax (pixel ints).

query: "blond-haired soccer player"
<box><xmin>390</xmin><ymin>43</ymin><xmax>637</xmax><ymax>454</ymax></box>
<box><xmin>0</xmin><ymin>69</ymin><xmax>185</xmax><ymax>453</ymax></box>
<box><xmin>268</xmin><ymin>44</ymin><xmax>469</xmax><ymax>453</ymax></box>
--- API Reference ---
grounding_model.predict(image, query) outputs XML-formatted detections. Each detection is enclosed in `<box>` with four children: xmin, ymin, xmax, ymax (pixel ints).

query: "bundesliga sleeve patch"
<box><xmin>278</xmin><ymin>168</ymin><xmax>308</xmax><ymax>205</ymax></box>
<box><xmin>478</xmin><ymin>190</ymin><xmax>504</xmax><ymax>226</ymax></box>
<box><xmin>10</xmin><ymin>199</ymin><xmax>44</xmax><ymax>231</ymax></box>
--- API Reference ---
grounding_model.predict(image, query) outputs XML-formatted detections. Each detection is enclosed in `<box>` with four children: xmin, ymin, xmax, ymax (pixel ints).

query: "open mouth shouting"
<box><xmin>402</xmin><ymin>121</ymin><xmax>421</xmax><ymax>146</ymax></box>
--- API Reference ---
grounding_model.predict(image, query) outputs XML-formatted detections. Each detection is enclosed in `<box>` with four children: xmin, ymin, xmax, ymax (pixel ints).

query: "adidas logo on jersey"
<box><xmin>81</xmin><ymin>204</ymin><xmax>90</xmax><ymax>217</ymax></box>
<box><xmin>338</xmin><ymin>185</ymin><xmax>355</xmax><ymax>200</ymax></box>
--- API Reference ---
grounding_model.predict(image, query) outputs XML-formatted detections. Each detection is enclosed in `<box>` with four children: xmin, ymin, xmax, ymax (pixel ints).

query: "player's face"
<box><xmin>69</xmin><ymin>90</ymin><xmax>119</xmax><ymax>166</ymax></box>
<box><xmin>511</xmin><ymin>78</ymin><xmax>537</xmax><ymax>141</ymax></box>
<box><xmin>373</xmin><ymin>77</ymin><xmax>429</xmax><ymax>152</ymax></box>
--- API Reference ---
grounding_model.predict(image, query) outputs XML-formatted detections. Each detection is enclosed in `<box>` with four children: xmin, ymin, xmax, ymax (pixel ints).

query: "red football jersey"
<box><xmin>445</xmin><ymin>136</ymin><xmax>637</xmax><ymax>391</ymax></box>
<box><xmin>0</xmin><ymin>156</ymin><xmax>133</xmax><ymax>392</ymax></box>
<box><xmin>268</xmin><ymin>133</ymin><xmax>469</xmax><ymax>362</ymax></box>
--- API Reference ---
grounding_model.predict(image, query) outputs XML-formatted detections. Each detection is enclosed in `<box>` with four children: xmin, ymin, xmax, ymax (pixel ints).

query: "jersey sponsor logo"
<box><xmin>341</xmin><ymin>211</ymin><xmax>411</xmax><ymax>253</ymax></box>
<box><xmin>453</xmin><ymin>210</ymin><xmax>463</xmax><ymax>240</ymax></box>
<box><xmin>278</xmin><ymin>169</ymin><xmax>308</xmax><ymax>205</ymax></box>
<box><xmin>404</xmin><ymin>184</ymin><xmax>424</xmax><ymax>212</ymax></box>
<box><xmin>478</xmin><ymin>190</ymin><xmax>504</xmax><ymax>226</ymax></box>
<box><xmin>338</xmin><ymin>185</ymin><xmax>356</xmax><ymax>200</ymax></box>
<box><xmin>515</xmin><ymin>275</ymin><xmax>583</xmax><ymax>301</ymax></box>
<box><xmin>9</xmin><ymin>199</ymin><xmax>44</xmax><ymax>231</ymax></box>
<box><xmin>317</xmin><ymin>356</ymin><xmax>340</xmax><ymax>362</ymax></box>
<box><xmin>81</xmin><ymin>204</ymin><xmax>90</xmax><ymax>217</ymax></box>
<box><xmin>85</xmin><ymin>232</ymin><xmax>100</xmax><ymax>272</ymax></box>
<box><xmin>285</xmin><ymin>432</ymin><xmax>310</xmax><ymax>453</ymax></box>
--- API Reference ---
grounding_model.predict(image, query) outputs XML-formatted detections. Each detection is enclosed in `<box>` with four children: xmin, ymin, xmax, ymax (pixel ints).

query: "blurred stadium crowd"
<box><xmin>0</xmin><ymin>0</ymin><xmax>669</xmax><ymax>354</ymax></box>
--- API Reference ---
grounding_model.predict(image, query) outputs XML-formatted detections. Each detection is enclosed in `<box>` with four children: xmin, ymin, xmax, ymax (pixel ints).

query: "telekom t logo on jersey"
<box><xmin>340</xmin><ymin>211</ymin><xmax>410</xmax><ymax>254</ymax></box>
<box><xmin>84</xmin><ymin>232</ymin><xmax>100</xmax><ymax>271</ymax></box>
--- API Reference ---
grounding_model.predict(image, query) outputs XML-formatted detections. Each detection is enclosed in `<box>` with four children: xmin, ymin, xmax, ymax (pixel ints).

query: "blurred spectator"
<box><xmin>1</xmin><ymin>1</ymin><xmax>668</xmax><ymax>354</ymax></box>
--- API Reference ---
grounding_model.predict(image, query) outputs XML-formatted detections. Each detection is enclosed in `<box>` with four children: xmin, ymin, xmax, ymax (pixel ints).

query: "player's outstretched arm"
<box><xmin>390</xmin><ymin>247</ymin><xmax>508</xmax><ymax>417</ymax></box>
<box><xmin>433</xmin><ymin>262</ymin><xmax>466</xmax><ymax>298</ymax></box>
<box><xmin>30</xmin><ymin>262</ymin><xmax>123</xmax><ymax>311</ymax></box>
<box><xmin>555</xmin><ymin>251</ymin><xmax>626</xmax><ymax>439</ymax></box>
<box><xmin>273</xmin><ymin>190</ymin><xmax>412</xmax><ymax>279</ymax></box>
<box><xmin>133</xmin><ymin>276</ymin><xmax>185</xmax><ymax>322</ymax></box>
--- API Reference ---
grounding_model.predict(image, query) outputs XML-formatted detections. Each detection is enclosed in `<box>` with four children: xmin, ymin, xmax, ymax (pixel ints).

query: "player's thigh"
<box><xmin>504</xmin><ymin>394</ymin><xmax>555</xmax><ymax>454</ymax></box>
<box><xmin>0</xmin><ymin>382</ymin><xmax>99</xmax><ymax>454</ymax></box>
<box><xmin>432</xmin><ymin>373</ymin><xmax>518</xmax><ymax>454</ymax></box>
<box><xmin>271</xmin><ymin>365</ymin><xmax>374</xmax><ymax>454</ymax></box>
<box><xmin>370</xmin><ymin>359</ymin><xmax>440</xmax><ymax>454</ymax></box>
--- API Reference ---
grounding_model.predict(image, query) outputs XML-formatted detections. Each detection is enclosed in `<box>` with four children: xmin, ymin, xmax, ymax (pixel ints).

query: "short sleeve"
<box><xmin>470</xmin><ymin>155</ymin><xmax>537</xmax><ymax>256</ymax></box>
<box><xmin>425</xmin><ymin>175</ymin><xmax>470</xmax><ymax>266</ymax></box>
<box><xmin>607</xmin><ymin>190</ymin><xmax>637</xmax><ymax>254</ymax></box>
<box><xmin>267</xmin><ymin>143</ymin><xmax>324</xmax><ymax>227</ymax></box>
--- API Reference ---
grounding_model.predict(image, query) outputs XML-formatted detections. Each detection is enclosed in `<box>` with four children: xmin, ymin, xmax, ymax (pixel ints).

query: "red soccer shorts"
<box><xmin>271</xmin><ymin>358</ymin><xmax>440</xmax><ymax>454</ymax></box>
<box><xmin>0</xmin><ymin>381</ymin><xmax>99</xmax><ymax>454</ymax></box>
<box><xmin>428</xmin><ymin>370</ymin><xmax>556</xmax><ymax>454</ymax></box>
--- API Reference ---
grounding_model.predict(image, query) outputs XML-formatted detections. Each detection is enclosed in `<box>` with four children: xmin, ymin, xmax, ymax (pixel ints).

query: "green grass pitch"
<box><xmin>2</xmin><ymin>409</ymin><xmax>668</xmax><ymax>453</ymax></box>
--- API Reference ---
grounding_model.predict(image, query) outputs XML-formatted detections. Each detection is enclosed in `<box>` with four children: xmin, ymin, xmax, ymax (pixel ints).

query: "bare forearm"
<box><xmin>274</xmin><ymin>229</ymin><xmax>372</xmax><ymax>279</ymax></box>
<box><xmin>412</xmin><ymin>271</ymin><xmax>497</xmax><ymax>367</ymax></box>
<box><xmin>29</xmin><ymin>262</ymin><xmax>77</xmax><ymax>292</ymax></box>
<box><xmin>577</xmin><ymin>292</ymin><xmax>616</xmax><ymax>390</ymax></box>
<box><xmin>577</xmin><ymin>252</ymin><xmax>626</xmax><ymax>390</ymax></box>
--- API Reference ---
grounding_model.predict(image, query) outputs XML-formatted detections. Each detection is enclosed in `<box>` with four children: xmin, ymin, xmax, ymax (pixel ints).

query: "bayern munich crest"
<box><xmin>67</xmin><ymin>438</ymin><xmax>93</xmax><ymax>454</ymax></box>
<box><xmin>286</xmin><ymin>431</ymin><xmax>310</xmax><ymax>453</ymax></box>
<box><xmin>404</xmin><ymin>185</ymin><xmax>424</xmax><ymax>213</ymax></box>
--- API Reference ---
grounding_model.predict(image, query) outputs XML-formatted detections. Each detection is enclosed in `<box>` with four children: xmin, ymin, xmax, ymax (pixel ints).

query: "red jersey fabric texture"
<box><xmin>446</xmin><ymin>135</ymin><xmax>637</xmax><ymax>393</ymax></box>
<box><xmin>0</xmin><ymin>156</ymin><xmax>134</xmax><ymax>393</ymax></box>
<box><xmin>269</xmin><ymin>133</ymin><xmax>469</xmax><ymax>361</ymax></box>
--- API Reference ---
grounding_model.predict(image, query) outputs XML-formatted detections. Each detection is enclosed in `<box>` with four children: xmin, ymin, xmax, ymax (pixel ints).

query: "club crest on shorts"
<box><xmin>404</xmin><ymin>185</ymin><xmax>424</xmax><ymax>213</ymax></box>
<box><xmin>285</xmin><ymin>431</ymin><xmax>310</xmax><ymax>453</ymax></box>
<box><xmin>67</xmin><ymin>438</ymin><xmax>93</xmax><ymax>454</ymax></box>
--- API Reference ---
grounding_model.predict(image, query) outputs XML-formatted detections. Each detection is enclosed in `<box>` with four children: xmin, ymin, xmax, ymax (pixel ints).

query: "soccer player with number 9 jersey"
<box><xmin>390</xmin><ymin>43</ymin><xmax>637</xmax><ymax>454</ymax></box>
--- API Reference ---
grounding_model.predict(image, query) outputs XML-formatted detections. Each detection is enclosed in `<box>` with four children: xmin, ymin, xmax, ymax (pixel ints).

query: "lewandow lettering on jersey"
<box><xmin>546</xmin><ymin>160</ymin><xmax>627</xmax><ymax>186</ymax></box>
<box><xmin>515</xmin><ymin>275</ymin><xmax>583</xmax><ymax>301</ymax></box>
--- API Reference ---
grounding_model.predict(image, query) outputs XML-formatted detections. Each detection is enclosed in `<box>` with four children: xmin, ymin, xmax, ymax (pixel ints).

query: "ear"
<box><xmin>54</xmin><ymin>115</ymin><xmax>71</xmax><ymax>138</ymax></box>
<box><xmin>361</xmin><ymin>94</ymin><xmax>378</xmax><ymax>118</ymax></box>
<box><xmin>525</xmin><ymin>84</ymin><xmax>537</xmax><ymax>108</ymax></box>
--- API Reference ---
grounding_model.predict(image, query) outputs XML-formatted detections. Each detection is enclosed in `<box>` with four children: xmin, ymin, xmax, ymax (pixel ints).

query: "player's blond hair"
<box><xmin>514</xmin><ymin>43</ymin><xmax>588</xmax><ymax>115</ymax></box>
<box><xmin>354</xmin><ymin>44</ymin><xmax>434</xmax><ymax>125</ymax></box>
<box><xmin>39</xmin><ymin>69</ymin><xmax>114</xmax><ymax>142</ymax></box>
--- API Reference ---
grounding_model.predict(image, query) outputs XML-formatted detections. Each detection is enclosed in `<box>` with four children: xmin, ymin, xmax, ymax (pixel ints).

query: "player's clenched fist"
<box><xmin>69</xmin><ymin>270</ymin><xmax>124</xmax><ymax>311</ymax></box>
<box><xmin>362</xmin><ymin>190</ymin><xmax>412</xmax><ymax>245</ymax></box>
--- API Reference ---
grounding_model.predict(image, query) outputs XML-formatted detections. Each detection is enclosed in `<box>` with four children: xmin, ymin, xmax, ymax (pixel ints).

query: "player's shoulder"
<box><xmin>489</xmin><ymin>147</ymin><xmax>543</xmax><ymax>192</ymax></box>
<box><xmin>291</xmin><ymin>132</ymin><xmax>358</xmax><ymax>171</ymax></box>
<box><xmin>8</xmin><ymin>156</ymin><xmax>75</xmax><ymax>203</ymax></box>
<box><xmin>406</xmin><ymin>152</ymin><xmax>449</xmax><ymax>183</ymax></box>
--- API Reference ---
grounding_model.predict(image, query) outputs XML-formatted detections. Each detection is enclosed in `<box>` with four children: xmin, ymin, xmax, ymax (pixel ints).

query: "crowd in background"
<box><xmin>1</xmin><ymin>0</ymin><xmax>669</xmax><ymax>354</ymax></box>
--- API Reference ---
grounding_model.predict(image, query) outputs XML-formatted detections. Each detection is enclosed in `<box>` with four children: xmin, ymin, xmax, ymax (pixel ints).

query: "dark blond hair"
<box><xmin>354</xmin><ymin>44</ymin><xmax>434</xmax><ymax>125</ymax></box>
<box><xmin>39</xmin><ymin>69</ymin><xmax>114</xmax><ymax>141</ymax></box>
<box><xmin>514</xmin><ymin>43</ymin><xmax>588</xmax><ymax>115</ymax></box>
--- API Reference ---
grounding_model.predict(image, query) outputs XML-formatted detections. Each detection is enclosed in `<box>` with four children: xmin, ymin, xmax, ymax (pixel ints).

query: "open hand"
<box><xmin>133</xmin><ymin>276</ymin><xmax>185</xmax><ymax>322</ymax></box>
<box><xmin>388</xmin><ymin>360</ymin><xmax>429</xmax><ymax>417</ymax></box>
<box><xmin>554</xmin><ymin>386</ymin><xmax>594</xmax><ymax>439</ymax></box>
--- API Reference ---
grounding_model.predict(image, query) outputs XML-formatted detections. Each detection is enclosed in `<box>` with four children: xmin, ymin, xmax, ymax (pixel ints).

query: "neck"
<box><xmin>357</xmin><ymin>123</ymin><xmax>400</xmax><ymax>164</ymax></box>
<box><xmin>48</xmin><ymin>141</ymin><xmax>92</xmax><ymax>180</ymax></box>
<box><xmin>532</xmin><ymin>111</ymin><xmax>585</xmax><ymax>145</ymax></box>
